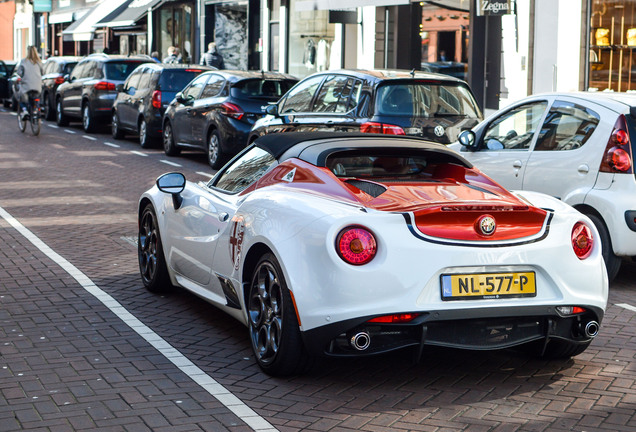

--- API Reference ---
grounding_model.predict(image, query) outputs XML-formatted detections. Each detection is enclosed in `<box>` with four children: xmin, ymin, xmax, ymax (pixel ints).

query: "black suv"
<box><xmin>56</xmin><ymin>54</ymin><xmax>153</xmax><ymax>132</ymax></box>
<box><xmin>248</xmin><ymin>69</ymin><xmax>482</xmax><ymax>145</ymax></box>
<box><xmin>40</xmin><ymin>56</ymin><xmax>80</xmax><ymax>120</ymax></box>
<box><xmin>111</xmin><ymin>63</ymin><xmax>213</xmax><ymax>147</ymax></box>
<box><xmin>163</xmin><ymin>70</ymin><xmax>297</xmax><ymax>168</ymax></box>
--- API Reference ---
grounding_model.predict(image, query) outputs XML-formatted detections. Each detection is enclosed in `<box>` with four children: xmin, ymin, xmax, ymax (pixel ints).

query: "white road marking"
<box><xmin>64</xmin><ymin>129</ymin><xmax>75</xmax><ymax>134</ymax></box>
<box><xmin>130</xmin><ymin>151</ymin><xmax>148</xmax><ymax>157</ymax></box>
<box><xmin>616</xmin><ymin>303</ymin><xmax>636</xmax><ymax>313</ymax></box>
<box><xmin>82</xmin><ymin>135</ymin><xmax>97</xmax><ymax>141</ymax></box>
<box><xmin>0</xmin><ymin>205</ymin><xmax>277</xmax><ymax>432</ymax></box>
<box><xmin>103</xmin><ymin>142</ymin><xmax>120</xmax><ymax>148</ymax></box>
<box><xmin>47</xmin><ymin>124</ymin><xmax>59</xmax><ymax>129</ymax></box>
<box><xmin>160</xmin><ymin>159</ymin><xmax>182</xmax><ymax>167</ymax></box>
<box><xmin>196</xmin><ymin>171</ymin><xmax>214</xmax><ymax>178</ymax></box>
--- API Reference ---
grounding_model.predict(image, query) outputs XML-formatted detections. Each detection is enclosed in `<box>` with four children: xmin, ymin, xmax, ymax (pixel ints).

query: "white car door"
<box><xmin>522</xmin><ymin>97</ymin><xmax>615</xmax><ymax>201</ymax></box>
<box><xmin>163</xmin><ymin>182</ymin><xmax>237</xmax><ymax>303</ymax></box>
<box><xmin>457</xmin><ymin>100</ymin><xmax>550</xmax><ymax>190</ymax></box>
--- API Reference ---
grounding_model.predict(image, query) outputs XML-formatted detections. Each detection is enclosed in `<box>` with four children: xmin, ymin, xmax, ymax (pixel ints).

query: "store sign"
<box><xmin>33</xmin><ymin>0</ymin><xmax>52</xmax><ymax>12</ymax></box>
<box><xmin>476</xmin><ymin>0</ymin><xmax>512</xmax><ymax>16</ymax></box>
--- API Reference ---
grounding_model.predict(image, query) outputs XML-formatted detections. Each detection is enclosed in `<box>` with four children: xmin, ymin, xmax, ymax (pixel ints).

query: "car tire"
<box><xmin>43</xmin><ymin>92</ymin><xmax>55</xmax><ymax>121</ymax></box>
<box><xmin>82</xmin><ymin>102</ymin><xmax>95</xmax><ymax>133</ymax></box>
<box><xmin>139</xmin><ymin>118</ymin><xmax>154</xmax><ymax>148</ymax></box>
<box><xmin>163</xmin><ymin>121</ymin><xmax>180</xmax><ymax>156</ymax></box>
<box><xmin>56</xmin><ymin>99</ymin><xmax>69</xmax><ymax>126</ymax></box>
<box><xmin>138</xmin><ymin>203</ymin><xmax>173</xmax><ymax>293</ymax></box>
<box><xmin>207</xmin><ymin>129</ymin><xmax>225</xmax><ymax>170</ymax></box>
<box><xmin>248</xmin><ymin>253</ymin><xmax>313</xmax><ymax>376</ymax></box>
<box><xmin>111</xmin><ymin>111</ymin><xmax>124</xmax><ymax>139</ymax></box>
<box><xmin>587</xmin><ymin>213</ymin><xmax>621</xmax><ymax>281</ymax></box>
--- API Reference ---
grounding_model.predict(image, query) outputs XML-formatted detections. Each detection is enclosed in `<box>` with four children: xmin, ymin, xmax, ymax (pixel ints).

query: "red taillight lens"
<box><xmin>54</xmin><ymin>76</ymin><xmax>65</xmax><ymax>85</ymax></box>
<box><xmin>572</xmin><ymin>222</ymin><xmax>593</xmax><ymax>260</ymax></box>
<box><xmin>360</xmin><ymin>122</ymin><xmax>405</xmax><ymax>135</ymax></box>
<box><xmin>152</xmin><ymin>90</ymin><xmax>162</xmax><ymax>109</ymax></box>
<box><xmin>556</xmin><ymin>306</ymin><xmax>587</xmax><ymax>315</ymax></box>
<box><xmin>336</xmin><ymin>226</ymin><xmax>377</xmax><ymax>265</ymax></box>
<box><xmin>367</xmin><ymin>313</ymin><xmax>420</xmax><ymax>323</ymax></box>
<box><xmin>600</xmin><ymin>115</ymin><xmax>633</xmax><ymax>173</ymax></box>
<box><xmin>607</xmin><ymin>147</ymin><xmax>632</xmax><ymax>171</ymax></box>
<box><xmin>221</xmin><ymin>102</ymin><xmax>244</xmax><ymax>120</ymax></box>
<box><xmin>94</xmin><ymin>81</ymin><xmax>116</xmax><ymax>91</ymax></box>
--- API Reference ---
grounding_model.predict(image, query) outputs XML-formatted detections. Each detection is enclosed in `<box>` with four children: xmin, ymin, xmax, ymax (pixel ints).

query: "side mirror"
<box><xmin>175</xmin><ymin>92</ymin><xmax>193</xmax><ymax>105</ymax></box>
<box><xmin>458</xmin><ymin>130</ymin><xmax>478</xmax><ymax>150</ymax></box>
<box><xmin>115</xmin><ymin>83</ymin><xmax>124</xmax><ymax>92</ymax></box>
<box><xmin>156</xmin><ymin>172</ymin><xmax>186</xmax><ymax>209</ymax></box>
<box><xmin>265</xmin><ymin>103</ymin><xmax>279</xmax><ymax>117</ymax></box>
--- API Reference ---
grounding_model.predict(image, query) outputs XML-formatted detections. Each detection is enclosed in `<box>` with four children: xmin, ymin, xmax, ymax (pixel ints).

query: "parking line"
<box><xmin>103</xmin><ymin>142</ymin><xmax>120</xmax><ymax>148</ymax></box>
<box><xmin>0</xmin><ymin>204</ymin><xmax>277</xmax><ymax>432</ymax></box>
<box><xmin>47</xmin><ymin>124</ymin><xmax>59</xmax><ymax>129</ymax></box>
<box><xmin>130</xmin><ymin>151</ymin><xmax>148</xmax><ymax>157</ymax></box>
<box><xmin>82</xmin><ymin>135</ymin><xmax>97</xmax><ymax>141</ymax></box>
<box><xmin>617</xmin><ymin>303</ymin><xmax>636</xmax><ymax>313</ymax></box>
<box><xmin>64</xmin><ymin>129</ymin><xmax>75</xmax><ymax>134</ymax></box>
<box><xmin>196</xmin><ymin>171</ymin><xmax>214</xmax><ymax>178</ymax></box>
<box><xmin>160</xmin><ymin>159</ymin><xmax>182</xmax><ymax>167</ymax></box>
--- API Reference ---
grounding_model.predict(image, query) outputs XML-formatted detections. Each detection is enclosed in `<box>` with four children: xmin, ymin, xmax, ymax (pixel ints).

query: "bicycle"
<box><xmin>17</xmin><ymin>89</ymin><xmax>41</xmax><ymax>136</ymax></box>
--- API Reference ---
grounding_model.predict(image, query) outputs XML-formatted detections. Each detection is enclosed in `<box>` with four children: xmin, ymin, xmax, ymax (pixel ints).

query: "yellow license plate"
<box><xmin>441</xmin><ymin>272</ymin><xmax>536</xmax><ymax>300</ymax></box>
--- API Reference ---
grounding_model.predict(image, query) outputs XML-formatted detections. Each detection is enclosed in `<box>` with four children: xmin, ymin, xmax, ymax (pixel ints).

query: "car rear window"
<box><xmin>325</xmin><ymin>148</ymin><xmax>468</xmax><ymax>179</ymax></box>
<box><xmin>104</xmin><ymin>61</ymin><xmax>148</xmax><ymax>81</ymax></box>
<box><xmin>230</xmin><ymin>79</ymin><xmax>297</xmax><ymax>100</ymax></box>
<box><xmin>375</xmin><ymin>82</ymin><xmax>481</xmax><ymax>118</ymax></box>
<box><xmin>158</xmin><ymin>69</ymin><xmax>206</xmax><ymax>92</ymax></box>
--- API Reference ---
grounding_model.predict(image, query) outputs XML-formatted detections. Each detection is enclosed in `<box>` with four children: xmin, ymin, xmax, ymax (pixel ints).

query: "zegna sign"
<box><xmin>476</xmin><ymin>0</ymin><xmax>514</xmax><ymax>16</ymax></box>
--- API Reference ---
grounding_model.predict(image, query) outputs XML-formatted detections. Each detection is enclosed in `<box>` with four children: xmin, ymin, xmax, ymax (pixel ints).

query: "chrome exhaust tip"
<box><xmin>584</xmin><ymin>321</ymin><xmax>600</xmax><ymax>338</ymax></box>
<box><xmin>350</xmin><ymin>331</ymin><xmax>371</xmax><ymax>351</ymax></box>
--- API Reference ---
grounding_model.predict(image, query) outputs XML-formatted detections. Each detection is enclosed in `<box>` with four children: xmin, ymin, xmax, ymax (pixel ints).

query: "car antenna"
<box><xmin>410</xmin><ymin>69</ymin><xmax>415</xmax><ymax>78</ymax></box>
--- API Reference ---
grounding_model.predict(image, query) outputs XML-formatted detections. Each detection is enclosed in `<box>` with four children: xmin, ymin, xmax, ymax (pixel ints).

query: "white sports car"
<box><xmin>138</xmin><ymin>133</ymin><xmax>608</xmax><ymax>376</ymax></box>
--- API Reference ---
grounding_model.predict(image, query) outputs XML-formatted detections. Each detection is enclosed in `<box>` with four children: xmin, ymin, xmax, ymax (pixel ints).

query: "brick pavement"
<box><xmin>1</xmin><ymin>111</ymin><xmax>636</xmax><ymax>431</ymax></box>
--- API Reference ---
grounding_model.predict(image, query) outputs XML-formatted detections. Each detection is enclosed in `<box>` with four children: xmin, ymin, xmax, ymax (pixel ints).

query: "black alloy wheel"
<box><xmin>248</xmin><ymin>253</ymin><xmax>311</xmax><ymax>376</ymax></box>
<box><xmin>163</xmin><ymin>121</ymin><xmax>181</xmax><ymax>156</ymax></box>
<box><xmin>207</xmin><ymin>129</ymin><xmax>224</xmax><ymax>169</ymax></box>
<box><xmin>111</xmin><ymin>111</ymin><xmax>124</xmax><ymax>139</ymax></box>
<box><xmin>139</xmin><ymin>118</ymin><xmax>153</xmax><ymax>148</ymax></box>
<box><xmin>138</xmin><ymin>204</ymin><xmax>172</xmax><ymax>293</ymax></box>
<box><xmin>82</xmin><ymin>103</ymin><xmax>94</xmax><ymax>133</ymax></box>
<box><xmin>56</xmin><ymin>99</ymin><xmax>68</xmax><ymax>126</ymax></box>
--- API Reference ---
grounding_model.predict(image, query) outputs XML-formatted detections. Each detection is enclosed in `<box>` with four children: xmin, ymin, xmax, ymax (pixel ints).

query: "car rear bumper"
<box><xmin>301</xmin><ymin>305</ymin><xmax>603</xmax><ymax>357</ymax></box>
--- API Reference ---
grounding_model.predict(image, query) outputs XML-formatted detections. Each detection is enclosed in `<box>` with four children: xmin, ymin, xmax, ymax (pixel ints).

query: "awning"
<box><xmin>295</xmin><ymin>0</ymin><xmax>408</xmax><ymax>11</ymax></box>
<box><xmin>62</xmin><ymin>0</ymin><xmax>129</xmax><ymax>41</ymax></box>
<box><xmin>98</xmin><ymin>0</ymin><xmax>163</xmax><ymax>28</ymax></box>
<box><xmin>48</xmin><ymin>7</ymin><xmax>91</xmax><ymax>24</ymax></box>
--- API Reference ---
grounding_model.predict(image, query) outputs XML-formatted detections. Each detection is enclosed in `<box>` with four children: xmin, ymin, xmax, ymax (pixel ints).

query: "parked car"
<box><xmin>111</xmin><ymin>63</ymin><xmax>214</xmax><ymax>147</ymax></box>
<box><xmin>40</xmin><ymin>56</ymin><xmax>80</xmax><ymax>120</ymax></box>
<box><xmin>248</xmin><ymin>69</ymin><xmax>482</xmax><ymax>145</ymax></box>
<box><xmin>162</xmin><ymin>70</ymin><xmax>297</xmax><ymax>169</ymax></box>
<box><xmin>450</xmin><ymin>92</ymin><xmax>636</xmax><ymax>280</ymax></box>
<box><xmin>55</xmin><ymin>53</ymin><xmax>153</xmax><ymax>132</ymax></box>
<box><xmin>420</xmin><ymin>61</ymin><xmax>467</xmax><ymax>81</ymax></box>
<box><xmin>0</xmin><ymin>60</ymin><xmax>18</xmax><ymax>109</ymax></box>
<box><xmin>139</xmin><ymin>132</ymin><xmax>608</xmax><ymax>376</ymax></box>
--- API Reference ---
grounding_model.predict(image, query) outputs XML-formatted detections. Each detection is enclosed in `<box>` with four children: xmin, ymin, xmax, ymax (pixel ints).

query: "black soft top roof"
<box><xmin>253</xmin><ymin>132</ymin><xmax>473</xmax><ymax>168</ymax></box>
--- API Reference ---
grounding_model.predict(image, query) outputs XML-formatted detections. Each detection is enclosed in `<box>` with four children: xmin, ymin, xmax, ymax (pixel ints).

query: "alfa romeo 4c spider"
<box><xmin>138</xmin><ymin>132</ymin><xmax>608</xmax><ymax>376</ymax></box>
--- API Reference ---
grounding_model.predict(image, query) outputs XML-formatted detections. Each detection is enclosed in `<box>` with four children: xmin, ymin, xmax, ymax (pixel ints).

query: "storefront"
<box><xmin>156</xmin><ymin>1</ymin><xmax>195</xmax><ymax>62</ymax></box>
<box><xmin>588</xmin><ymin>0</ymin><xmax>636</xmax><ymax>91</ymax></box>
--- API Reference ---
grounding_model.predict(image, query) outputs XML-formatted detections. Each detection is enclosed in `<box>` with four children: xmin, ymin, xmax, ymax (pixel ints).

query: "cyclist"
<box><xmin>16</xmin><ymin>46</ymin><xmax>43</xmax><ymax>119</ymax></box>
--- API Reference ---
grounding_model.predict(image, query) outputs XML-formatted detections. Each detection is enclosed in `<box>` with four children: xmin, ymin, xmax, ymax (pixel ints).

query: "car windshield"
<box><xmin>375</xmin><ymin>82</ymin><xmax>480</xmax><ymax>118</ymax></box>
<box><xmin>158</xmin><ymin>69</ymin><xmax>206</xmax><ymax>92</ymax></box>
<box><xmin>104</xmin><ymin>61</ymin><xmax>147</xmax><ymax>81</ymax></box>
<box><xmin>325</xmin><ymin>149</ymin><xmax>465</xmax><ymax>179</ymax></box>
<box><xmin>230</xmin><ymin>79</ymin><xmax>297</xmax><ymax>100</ymax></box>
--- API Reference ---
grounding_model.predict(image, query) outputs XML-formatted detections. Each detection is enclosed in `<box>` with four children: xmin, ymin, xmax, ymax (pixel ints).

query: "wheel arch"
<box><xmin>241</xmin><ymin>242</ymin><xmax>274</xmax><ymax>307</ymax></box>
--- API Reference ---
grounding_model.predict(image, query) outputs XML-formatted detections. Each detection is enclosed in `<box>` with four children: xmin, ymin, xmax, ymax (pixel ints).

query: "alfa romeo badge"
<box><xmin>476</xmin><ymin>215</ymin><xmax>496</xmax><ymax>236</ymax></box>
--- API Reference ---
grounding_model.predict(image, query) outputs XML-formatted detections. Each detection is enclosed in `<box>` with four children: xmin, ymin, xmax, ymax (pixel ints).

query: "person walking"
<box><xmin>16</xmin><ymin>46</ymin><xmax>43</xmax><ymax>117</ymax></box>
<box><xmin>200</xmin><ymin>42</ymin><xmax>225</xmax><ymax>69</ymax></box>
<box><xmin>163</xmin><ymin>46</ymin><xmax>179</xmax><ymax>64</ymax></box>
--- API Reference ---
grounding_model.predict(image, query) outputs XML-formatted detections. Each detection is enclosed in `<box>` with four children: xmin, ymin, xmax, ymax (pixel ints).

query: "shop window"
<box><xmin>288</xmin><ymin>0</ymin><xmax>335</xmax><ymax>78</ymax></box>
<box><xmin>589</xmin><ymin>0</ymin><xmax>636</xmax><ymax>91</ymax></box>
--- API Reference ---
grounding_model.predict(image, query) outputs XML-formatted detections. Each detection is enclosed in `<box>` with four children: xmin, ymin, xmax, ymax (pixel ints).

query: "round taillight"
<box><xmin>572</xmin><ymin>222</ymin><xmax>593</xmax><ymax>260</ymax></box>
<box><xmin>607</xmin><ymin>147</ymin><xmax>632</xmax><ymax>171</ymax></box>
<box><xmin>337</xmin><ymin>226</ymin><xmax>377</xmax><ymax>265</ymax></box>
<box><xmin>612</xmin><ymin>128</ymin><xmax>629</xmax><ymax>146</ymax></box>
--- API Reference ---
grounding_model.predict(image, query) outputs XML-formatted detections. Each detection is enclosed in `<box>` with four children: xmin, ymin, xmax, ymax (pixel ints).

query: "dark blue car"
<box><xmin>112</xmin><ymin>63</ymin><xmax>214</xmax><ymax>148</ymax></box>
